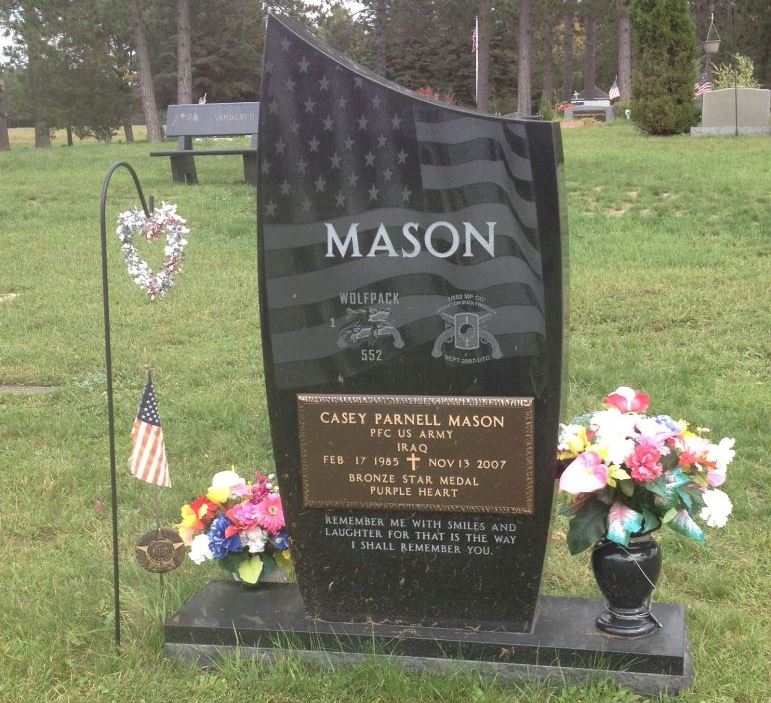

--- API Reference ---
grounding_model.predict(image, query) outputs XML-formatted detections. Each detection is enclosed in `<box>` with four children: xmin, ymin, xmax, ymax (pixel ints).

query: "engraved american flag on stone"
<box><xmin>258</xmin><ymin>17</ymin><xmax>546</xmax><ymax>389</ymax></box>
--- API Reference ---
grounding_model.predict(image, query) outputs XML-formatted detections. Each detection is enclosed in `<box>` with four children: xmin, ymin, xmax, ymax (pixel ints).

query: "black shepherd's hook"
<box><xmin>99</xmin><ymin>162</ymin><xmax>154</xmax><ymax>649</ymax></box>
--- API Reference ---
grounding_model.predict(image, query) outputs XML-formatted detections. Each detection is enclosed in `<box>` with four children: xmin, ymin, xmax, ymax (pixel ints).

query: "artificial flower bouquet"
<box><xmin>177</xmin><ymin>469</ymin><xmax>292</xmax><ymax>584</ymax></box>
<box><xmin>558</xmin><ymin>387</ymin><xmax>734</xmax><ymax>555</ymax></box>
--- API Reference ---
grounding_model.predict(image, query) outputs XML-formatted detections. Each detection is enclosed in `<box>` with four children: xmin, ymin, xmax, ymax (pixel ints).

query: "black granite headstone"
<box><xmin>165</xmin><ymin>16</ymin><xmax>695</xmax><ymax>693</ymax></box>
<box><xmin>256</xmin><ymin>14</ymin><xmax>565</xmax><ymax>632</ymax></box>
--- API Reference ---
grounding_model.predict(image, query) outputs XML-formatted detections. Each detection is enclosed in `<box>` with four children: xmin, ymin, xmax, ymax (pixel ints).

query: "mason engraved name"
<box><xmin>325</xmin><ymin>221</ymin><xmax>496</xmax><ymax>259</ymax></box>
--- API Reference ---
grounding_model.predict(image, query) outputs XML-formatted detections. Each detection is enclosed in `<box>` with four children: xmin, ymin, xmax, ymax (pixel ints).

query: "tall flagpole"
<box><xmin>475</xmin><ymin>15</ymin><xmax>479</xmax><ymax>108</ymax></box>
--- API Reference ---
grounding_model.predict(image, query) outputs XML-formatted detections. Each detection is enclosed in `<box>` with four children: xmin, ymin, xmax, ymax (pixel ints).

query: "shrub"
<box><xmin>630</xmin><ymin>0</ymin><xmax>699</xmax><ymax>135</ymax></box>
<box><xmin>712</xmin><ymin>54</ymin><xmax>760</xmax><ymax>90</ymax></box>
<box><xmin>613</xmin><ymin>99</ymin><xmax>633</xmax><ymax>120</ymax></box>
<box><xmin>538</xmin><ymin>93</ymin><xmax>555</xmax><ymax>121</ymax></box>
<box><xmin>415</xmin><ymin>86</ymin><xmax>455</xmax><ymax>105</ymax></box>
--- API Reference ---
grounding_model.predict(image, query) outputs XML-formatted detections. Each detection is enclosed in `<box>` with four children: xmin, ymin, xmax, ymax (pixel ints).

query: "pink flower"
<box><xmin>230</xmin><ymin>481</ymin><xmax>251</xmax><ymax>498</ymax></box>
<box><xmin>559</xmin><ymin>452</ymin><xmax>609</xmax><ymax>495</ymax></box>
<box><xmin>226</xmin><ymin>502</ymin><xmax>261</xmax><ymax>533</ymax></box>
<box><xmin>707</xmin><ymin>469</ymin><xmax>727</xmax><ymax>487</ymax></box>
<box><xmin>255</xmin><ymin>494</ymin><xmax>285</xmax><ymax>533</ymax></box>
<box><xmin>251</xmin><ymin>471</ymin><xmax>272</xmax><ymax>501</ymax></box>
<box><xmin>603</xmin><ymin>386</ymin><xmax>650</xmax><ymax>413</ymax></box>
<box><xmin>627</xmin><ymin>439</ymin><xmax>663</xmax><ymax>483</ymax></box>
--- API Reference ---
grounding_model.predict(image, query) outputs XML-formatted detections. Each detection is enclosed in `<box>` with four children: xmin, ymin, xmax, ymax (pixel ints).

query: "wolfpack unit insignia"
<box><xmin>337</xmin><ymin>306</ymin><xmax>405</xmax><ymax>350</ymax></box>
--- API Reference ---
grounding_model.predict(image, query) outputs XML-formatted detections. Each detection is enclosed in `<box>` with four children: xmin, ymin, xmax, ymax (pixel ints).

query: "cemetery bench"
<box><xmin>150</xmin><ymin>102</ymin><xmax>260</xmax><ymax>185</ymax></box>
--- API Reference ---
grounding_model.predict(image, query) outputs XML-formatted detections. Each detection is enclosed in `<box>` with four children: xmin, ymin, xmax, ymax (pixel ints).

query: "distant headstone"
<box><xmin>692</xmin><ymin>87</ymin><xmax>771</xmax><ymax>137</ymax></box>
<box><xmin>0</xmin><ymin>385</ymin><xmax>59</xmax><ymax>395</ymax></box>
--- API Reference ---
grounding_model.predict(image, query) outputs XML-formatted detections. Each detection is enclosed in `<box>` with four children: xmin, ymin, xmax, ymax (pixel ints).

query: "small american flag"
<box><xmin>129</xmin><ymin>372</ymin><xmax>170</xmax><ymax>487</ymax></box>
<box><xmin>694</xmin><ymin>73</ymin><xmax>712</xmax><ymax>97</ymax></box>
<box><xmin>471</xmin><ymin>18</ymin><xmax>478</xmax><ymax>54</ymax></box>
<box><xmin>608</xmin><ymin>77</ymin><xmax>620</xmax><ymax>101</ymax></box>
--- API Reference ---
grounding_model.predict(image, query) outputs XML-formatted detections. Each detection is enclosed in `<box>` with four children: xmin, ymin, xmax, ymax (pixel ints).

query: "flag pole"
<box><xmin>475</xmin><ymin>15</ymin><xmax>479</xmax><ymax>108</ymax></box>
<box><xmin>141</xmin><ymin>349</ymin><xmax>163</xmax><ymax>532</ymax></box>
<box><xmin>143</xmin><ymin>352</ymin><xmax>166</xmax><ymax>591</ymax></box>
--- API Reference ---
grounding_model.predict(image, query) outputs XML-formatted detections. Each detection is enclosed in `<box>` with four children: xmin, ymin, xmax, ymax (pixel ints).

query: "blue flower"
<box><xmin>654</xmin><ymin>415</ymin><xmax>679</xmax><ymax>432</ymax></box>
<box><xmin>271</xmin><ymin>531</ymin><xmax>290</xmax><ymax>551</ymax></box>
<box><xmin>208</xmin><ymin>515</ymin><xmax>242</xmax><ymax>559</ymax></box>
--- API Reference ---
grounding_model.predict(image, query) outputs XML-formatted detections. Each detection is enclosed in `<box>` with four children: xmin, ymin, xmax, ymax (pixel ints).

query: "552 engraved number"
<box><xmin>360</xmin><ymin>349</ymin><xmax>383</xmax><ymax>362</ymax></box>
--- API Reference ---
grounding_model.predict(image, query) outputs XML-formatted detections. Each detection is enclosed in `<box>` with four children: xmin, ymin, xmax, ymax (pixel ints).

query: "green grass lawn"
<box><xmin>0</xmin><ymin>125</ymin><xmax>769</xmax><ymax>702</ymax></box>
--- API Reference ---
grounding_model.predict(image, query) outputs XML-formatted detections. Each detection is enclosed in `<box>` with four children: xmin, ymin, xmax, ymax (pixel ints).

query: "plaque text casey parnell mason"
<box><xmin>297</xmin><ymin>395</ymin><xmax>534</xmax><ymax>515</ymax></box>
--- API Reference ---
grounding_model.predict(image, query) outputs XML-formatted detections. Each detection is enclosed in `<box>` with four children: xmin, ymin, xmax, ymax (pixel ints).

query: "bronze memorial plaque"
<box><xmin>297</xmin><ymin>394</ymin><xmax>534</xmax><ymax>514</ymax></box>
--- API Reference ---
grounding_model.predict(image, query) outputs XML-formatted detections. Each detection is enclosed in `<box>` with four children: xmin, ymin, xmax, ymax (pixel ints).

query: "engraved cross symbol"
<box><xmin>406</xmin><ymin>453</ymin><xmax>421</xmax><ymax>471</ymax></box>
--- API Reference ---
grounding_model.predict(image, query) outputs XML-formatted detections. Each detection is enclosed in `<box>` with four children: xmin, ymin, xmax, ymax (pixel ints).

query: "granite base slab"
<box><xmin>691</xmin><ymin>126</ymin><xmax>770</xmax><ymax>137</ymax></box>
<box><xmin>165</xmin><ymin>581</ymin><xmax>693</xmax><ymax>695</ymax></box>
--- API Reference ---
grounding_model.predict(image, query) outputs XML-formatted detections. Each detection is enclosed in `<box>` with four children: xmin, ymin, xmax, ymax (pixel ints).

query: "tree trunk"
<box><xmin>517</xmin><ymin>0</ymin><xmax>533</xmax><ymax>115</ymax></box>
<box><xmin>541</xmin><ymin>13</ymin><xmax>555</xmax><ymax>103</ymax></box>
<box><xmin>176</xmin><ymin>0</ymin><xmax>193</xmax><ymax>103</ymax></box>
<box><xmin>617</xmin><ymin>0</ymin><xmax>632</xmax><ymax>100</ymax></box>
<box><xmin>130</xmin><ymin>0</ymin><xmax>163</xmax><ymax>143</ymax></box>
<box><xmin>562</xmin><ymin>12</ymin><xmax>574</xmax><ymax>100</ymax></box>
<box><xmin>124</xmin><ymin>124</ymin><xmax>135</xmax><ymax>142</ymax></box>
<box><xmin>0</xmin><ymin>69</ymin><xmax>10</xmax><ymax>151</ymax></box>
<box><xmin>477</xmin><ymin>0</ymin><xmax>490</xmax><ymax>112</ymax></box>
<box><xmin>27</xmin><ymin>42</ymin><xmax>50</xmax><ymax>149</ymax></box>
<box><xmin>34</xmin><ymin>121</ymin><xmax>51</xmax><ymax>149</ymax></box>
<box><xmin>584</xmin><ymin>9</ymin><xmax>597</xmax><ymax>98</ymax></box>
<box><xmin>66</xmin><ymin>125</ymin><xmax>73</xmax><ymax>146</ymax></box>
<box><xmin>374</xmin><ymin>0</ymin><xmax>387</xmax><ymax>75</ymax></box>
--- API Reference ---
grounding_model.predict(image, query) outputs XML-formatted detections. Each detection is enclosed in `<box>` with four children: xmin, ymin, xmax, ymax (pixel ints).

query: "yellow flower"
<box><xmin>206</xmin><ymin>486</ymin><xmax>230</xmax><ymax>504</ymax></box>
<box><xmin>566</xmin><ymin>426</ymin><xmax>589</xmax><ymax>454</ymax></box>
<box><xmin>177</xmin><ymin>525</ymin><xmax>197</xmax><ymax>546</ymax></box>
<box><xmin>179</xmin><ymin>504</ymin><xmax>201</xmax><ymax>528</ymax></box>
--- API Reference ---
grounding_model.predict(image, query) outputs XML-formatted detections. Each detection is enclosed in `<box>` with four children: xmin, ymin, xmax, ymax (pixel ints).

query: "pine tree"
<box><xmin>516</xmin><ymin>0</ymin><xmax>533</xmax><ymax>114</ymax></box>
<box><xmin>561</xmin><ymin>4</ymin><xmax>575</xmax><ymax>101</ymax></box>
<box><xmin>176</xmin><ymin>0</ymin><xmax>193</xmax><ymax>104</ymax></box>
<box><xmin>476</xmin><ymin>0</ymin><xmax>490</xmax><ymax>112</ymax></box>
<box><xmin>630</xmin><ymin>0</ymin><xmax>698</xmax><ymax>135</ymax></box>
<box><xmin>617</xmin><ymin>0</ymin><xmax>632</xmax><ymax>100</ymax></box>
<box><xmin>0</xmin><ymin>65</ymin><xmax>10</xmax><ymax>150</ymax></box>
<box><xmin>130</xmin><ymin>0</ymin><xmax>162</xmax><ymax>141</ymax></box>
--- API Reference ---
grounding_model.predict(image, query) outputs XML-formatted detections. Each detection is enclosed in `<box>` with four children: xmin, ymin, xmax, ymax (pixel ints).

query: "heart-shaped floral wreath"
<box><xmin>116</xmin><ymin>202</ymin><xmax>189</xmax><ymax>300</ymax></box>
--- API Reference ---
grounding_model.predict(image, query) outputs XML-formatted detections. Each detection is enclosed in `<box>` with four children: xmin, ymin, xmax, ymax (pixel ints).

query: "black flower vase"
<box><xmin>591</xmin><ymin>536</ymin><xmax>662</xmax><ymax>638</ymax></box>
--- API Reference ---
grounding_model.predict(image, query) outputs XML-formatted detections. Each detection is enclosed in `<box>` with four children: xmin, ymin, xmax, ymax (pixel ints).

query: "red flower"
<box><xmin>190</xmin><ymin>495</ymin><xmax>218</xmax><ymax>527</ymax></box>
<box><xmin>603</xmin><ymin>386</ymin><xmax>651</xmax><ymax>413</ymax></box>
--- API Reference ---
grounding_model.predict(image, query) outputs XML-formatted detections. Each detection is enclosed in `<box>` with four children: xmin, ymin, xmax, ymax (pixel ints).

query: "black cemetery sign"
<box><xmin>257</xmin><ymin>14</ymin><xmax>565</xmax><ymax>632</ymax></box>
